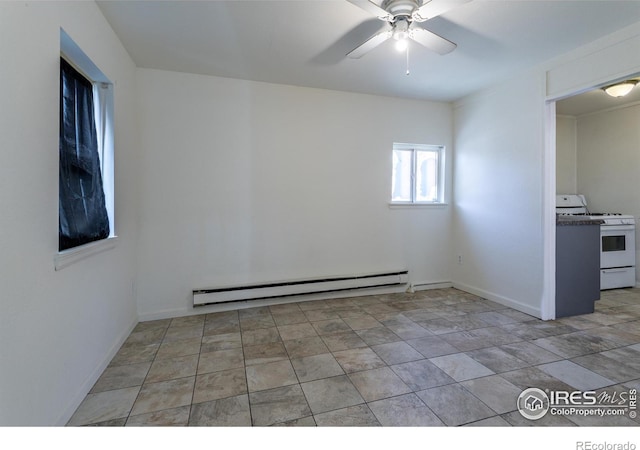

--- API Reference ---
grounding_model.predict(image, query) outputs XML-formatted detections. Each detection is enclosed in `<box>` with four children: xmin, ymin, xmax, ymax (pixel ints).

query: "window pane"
<box><xmin>392</xmin><ymin>149</ymin><xmax>412</xmax><ymax>202</ymax></box>
<box><xmin>415</xmin><ymin>149</ymin><xmax>438</xmax><ymax>202</ymax></box>
<box><xmin>59</xmin><ymin>58</ymin><xmax>110</xmax><ymax>251</ymax></box>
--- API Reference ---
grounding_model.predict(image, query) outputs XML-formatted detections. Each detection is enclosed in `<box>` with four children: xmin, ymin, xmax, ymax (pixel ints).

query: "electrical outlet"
<box><xmin>457</xmin><ymin>255</ymin><xmax>463</xmax><ymax>265</ymax></box>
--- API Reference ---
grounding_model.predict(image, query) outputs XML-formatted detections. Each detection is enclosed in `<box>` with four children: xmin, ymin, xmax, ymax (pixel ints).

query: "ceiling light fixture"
<box><xmin>602</xmin><ymin>80</ymin><xmax>638</xmax><ymax>98</ymax></box>
<box><xmin>395</xmin><ymin>37</ymin><xmax>408</xmax><ymax>52</ymax></box>
<box><xmin>393</xmin><ymin>17</ymin><xmax>410</xmax><ymax>52</ymax></box>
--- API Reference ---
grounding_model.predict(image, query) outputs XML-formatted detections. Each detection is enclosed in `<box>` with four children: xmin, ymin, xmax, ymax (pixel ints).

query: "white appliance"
<box><xmin>556</xmin><ymin>194</ymin><xmax>636</xmax><ymax>290</ymax></box>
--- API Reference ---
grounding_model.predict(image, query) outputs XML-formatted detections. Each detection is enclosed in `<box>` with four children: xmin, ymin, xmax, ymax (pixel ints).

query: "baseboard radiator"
<box><xmin>193</xmin><ymin>270</ymin><xmax>409</xmax><ymax>307</ymax></box>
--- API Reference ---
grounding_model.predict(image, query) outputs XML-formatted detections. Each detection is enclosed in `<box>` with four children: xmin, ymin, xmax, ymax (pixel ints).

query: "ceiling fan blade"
<box><xmin>347</xmin><ymin>30</ymin><xmax>392</xmax><ymax>58</ymax></box>
<box><xmin>346</xmin><ymin>0</ymin><xmax>394</xmax><ymax>21</ymax></box>
<box><xmin>412</xmin><ymin>0</ymin><xmax>472</xmax><ymax>22</ymax></box>
<box><xmin>409</xmin><ymin>27</ymin><xmax>456</xmax><ymax>55</ymax></box>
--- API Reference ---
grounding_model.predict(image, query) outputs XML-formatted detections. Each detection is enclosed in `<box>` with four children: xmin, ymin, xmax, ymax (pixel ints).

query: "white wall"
<box><xmin>453</xmin><ymin>21</ymin><xmax>640</xmax><ymax>320</ymax></box>
<box><xmin>556</xmin><ymin>115</ymin><xmax>577</xmax><ymax>194</ymax></box>
<box><xmin>576</xmin><ymin>104</ymin><xmax>640</xmax><ymax>215</ymax></box>
<box><xmin>576</xmin><ymin>104</ymin><xmax>640</xmax><ymax>282</ymax></box>
<box><xmin>452</xmin><ymin>71</ymin><xmax>546</xmax><ymax>317</ymax></box>
<box><xmin>135</xmin><ymin>69</ymin><xmax>453</xmax><ymax>319</ymax></box>
<box><xmin>0</xmin><ymin>2</ymin><xmax>139</xmax><ymax>425</ymax></box>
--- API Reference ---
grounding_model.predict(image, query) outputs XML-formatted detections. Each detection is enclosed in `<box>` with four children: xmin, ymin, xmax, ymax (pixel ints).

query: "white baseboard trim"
<box><xmin>452</xmin><ymin>282</ymin><xmax>542</xmax><ymax>319</ymax></box>
<box><xmin>407</xmin><ymin>281</ymin><xmax>453</xmax><ymax>293</ymax></box>
<box><xmin>57</xmin><ymin>316</ymin><xmax>139</xmax><ymax>426</ymax></box>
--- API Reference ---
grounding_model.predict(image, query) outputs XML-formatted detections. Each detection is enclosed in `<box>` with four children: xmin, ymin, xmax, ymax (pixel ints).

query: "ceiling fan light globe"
<box><xmin>393</xmin><ymin>28</ymin><xmax>409</xmax><ymax>40</ymax></box>
<box><xmin>395</xmin><ymin>38</ymin><xmax>408</xmax><ymax>51</ymax></box>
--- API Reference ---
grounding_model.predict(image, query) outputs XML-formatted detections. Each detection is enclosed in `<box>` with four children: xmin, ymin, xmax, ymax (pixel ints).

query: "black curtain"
<box><xmin>59</xmin><ymin>58</ymin><xmax>109</xmax><ymax>251</ymax></box>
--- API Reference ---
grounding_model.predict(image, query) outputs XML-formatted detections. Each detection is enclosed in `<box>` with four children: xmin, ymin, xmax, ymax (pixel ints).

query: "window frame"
<box><xmin>390</xmin><ymin>142</ymin><xmax>446</xmax><ymax>207</ymax></box>
<box><xmin>55</xmin><ymin>29</ymin><xmax>116</xmax><ymax>270</ymax></box>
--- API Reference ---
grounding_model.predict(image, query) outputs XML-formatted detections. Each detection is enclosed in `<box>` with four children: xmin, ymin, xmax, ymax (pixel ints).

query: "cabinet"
<box><xmin>556</xmin><ymin>221</ymin><xmax>601</xmax><ymax>318</ymax></box>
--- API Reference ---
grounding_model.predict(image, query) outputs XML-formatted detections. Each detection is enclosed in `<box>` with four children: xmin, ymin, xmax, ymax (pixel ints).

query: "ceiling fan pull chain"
<box><xmin>406</xmin><ymin>43</ymin><xmax>410</xmax><ymax>76</ymax></box>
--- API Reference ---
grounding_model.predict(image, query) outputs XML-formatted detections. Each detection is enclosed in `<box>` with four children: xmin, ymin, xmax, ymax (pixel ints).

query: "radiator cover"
<box><xmin>193</xmin><ymin>270</ymin><xmax>409</xmax><ymax>306</ymax></box>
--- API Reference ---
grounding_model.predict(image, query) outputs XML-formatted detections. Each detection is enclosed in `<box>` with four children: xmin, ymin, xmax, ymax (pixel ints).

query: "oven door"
<box><xmin>600</xmin><ymin>224</ymin><xmax>636</xmax><ymax>268</ymax></box>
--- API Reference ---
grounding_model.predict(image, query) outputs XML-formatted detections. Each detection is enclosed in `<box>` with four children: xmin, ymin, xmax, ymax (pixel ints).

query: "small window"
<box><xmin>391</xmin><ymin>143</ymin><xmax>444</xmax><ymax>204</ymax></box>
<box><xmin>59</xmin><ymin>30</ymin><xmax>115</xmax><ymax>253</ymax></box>
<box><xmin>59</xmin><ymin>58</ymin><xmax>109</xmax><ymax>250</ymax></box>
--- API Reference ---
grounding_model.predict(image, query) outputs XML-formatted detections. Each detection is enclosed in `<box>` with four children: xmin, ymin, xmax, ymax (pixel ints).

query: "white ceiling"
<box><xmin>96</xmin><ymin>0</ymin><xmax>640</xmax><ymax>102</ymax></box>
<box><xmin>556</xmin><ymin>77</ymin><xmax>640</xmax><ymax>116</ymax></box>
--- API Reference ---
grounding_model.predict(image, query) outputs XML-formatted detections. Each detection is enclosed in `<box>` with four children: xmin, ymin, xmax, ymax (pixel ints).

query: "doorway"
<box><xmin>543</xmin><ymin>73</ymin><xmax>640</xmax><ymax>320</ymax></box>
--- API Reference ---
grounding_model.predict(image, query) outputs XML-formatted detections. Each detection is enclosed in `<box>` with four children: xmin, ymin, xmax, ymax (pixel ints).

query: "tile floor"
<box><xmin>67</xmin><ymin>288</ymin><xmax>640</xmax><ymax>426</ymax></box>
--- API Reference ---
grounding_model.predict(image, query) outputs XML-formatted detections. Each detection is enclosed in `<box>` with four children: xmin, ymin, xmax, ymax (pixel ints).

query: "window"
<box><xmin>58</xmin><ymin>30</ymin><xmax>114</xmax><ymax>256</ymax></box>
<box><xmin>391</xmin><ymin>143</ymin><xmax>444</xmax><ymax>204</ymax></box>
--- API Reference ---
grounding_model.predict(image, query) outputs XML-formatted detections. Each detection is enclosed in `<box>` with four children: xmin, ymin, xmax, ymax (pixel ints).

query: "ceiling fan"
<box><xmin>346</xmin><ymin>0</ymin><xmax>472</xmax><ymax>58</ymax></box>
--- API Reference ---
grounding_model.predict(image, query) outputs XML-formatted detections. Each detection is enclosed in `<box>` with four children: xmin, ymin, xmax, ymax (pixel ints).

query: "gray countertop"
<box><xmin>556</xmin><ymin>215</ymin><xmax>604</xmax><ymax>226</ymax></box>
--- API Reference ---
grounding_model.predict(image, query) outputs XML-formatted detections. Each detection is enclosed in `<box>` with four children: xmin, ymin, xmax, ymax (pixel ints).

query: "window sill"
<box><xmin>54</xmin><ymin>236</ymin><xmax>118</xmax><ymax>271</ymax></box>
<box><xmin>388</xmin><ymin>202</ymin><xmax>448</xmax><ymax>209</ymax></box>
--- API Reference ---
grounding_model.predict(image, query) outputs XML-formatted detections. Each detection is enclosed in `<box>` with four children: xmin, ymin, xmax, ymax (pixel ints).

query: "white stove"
<box><xmin>557</xmin><ymin>194</ymin><xmax>636</xmax><ymax>290</ymax></box>
<box><xmin>557</xmin><ymin>212</ymin><xmax>636</xmax><ymax>226</ymax></box>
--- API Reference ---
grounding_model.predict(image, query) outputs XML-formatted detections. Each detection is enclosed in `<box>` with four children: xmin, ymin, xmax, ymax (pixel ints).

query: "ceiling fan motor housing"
<box><xmin>382</xmin><ymin>0</ymin><xmax>420</xmax><ymax>20</ymax></box>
